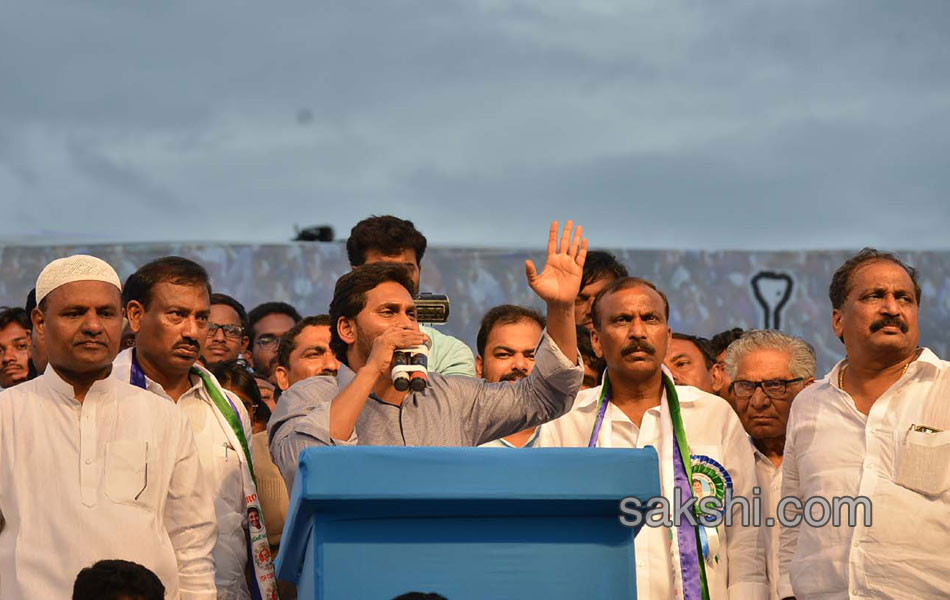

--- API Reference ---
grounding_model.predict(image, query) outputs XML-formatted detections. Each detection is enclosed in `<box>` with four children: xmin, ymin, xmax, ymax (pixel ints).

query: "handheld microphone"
<box><xmin>391</xmin><ymin>341</ymin><xmax>431</xmax><ymax>392</ymax></box>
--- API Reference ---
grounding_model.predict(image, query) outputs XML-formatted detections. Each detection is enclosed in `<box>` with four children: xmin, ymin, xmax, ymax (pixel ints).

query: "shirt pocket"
<box><xmin>104</xmin><ymin>440</ymin><xmax>149</xmax><ymax>507</ymax></box>
<box><xmin>894</xmin><ymin>429</ymin><xmax>950</xmax><ymax>496</ymax></box>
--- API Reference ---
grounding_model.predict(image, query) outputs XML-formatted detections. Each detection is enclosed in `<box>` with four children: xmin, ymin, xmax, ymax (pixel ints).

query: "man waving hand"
<box><xmin>270</xmin><ymin>221</ymin><xmax>587</xmax><ymax>488</ymax></box>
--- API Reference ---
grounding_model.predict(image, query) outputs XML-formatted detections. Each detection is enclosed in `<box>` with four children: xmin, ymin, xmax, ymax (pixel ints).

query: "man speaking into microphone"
<box><xmin>269</xmin><ymin>221</ymin><xmax>587</xmax><ymax>489</ymax></box>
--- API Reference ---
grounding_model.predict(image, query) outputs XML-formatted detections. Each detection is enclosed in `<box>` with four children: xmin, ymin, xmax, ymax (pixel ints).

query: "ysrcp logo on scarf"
<box><xmin>690</xmin><ymin>454</ymin><xmax>732</xmax><ymax>564</ymax></box>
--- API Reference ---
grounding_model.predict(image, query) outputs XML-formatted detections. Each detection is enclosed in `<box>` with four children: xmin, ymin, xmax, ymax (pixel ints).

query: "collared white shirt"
<box><xmin>753</xmin><ymin>447</ymin><xmax>782</xmax><ymax>600</ymax></box>
<box><xmin>0</xmin><ymin>369</ymin><xmax>217</xmax><ymax>600</ymax></box>
<box><xmin>780</xmin><ymin>348</ymin><xmax>950</xmax><ymax>600</ymax></box>
<box><xmin>115</xmin><ymin>349</ymin><xmax>253</xmax><ymax>600</ymax></box>
<box><xmin>538</xmin><ymin>381</ymin><xmax>768</xmax><ymax>600</ymax></box>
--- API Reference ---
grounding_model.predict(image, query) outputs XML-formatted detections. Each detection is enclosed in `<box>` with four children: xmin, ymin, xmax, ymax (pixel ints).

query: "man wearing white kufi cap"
<box><xmin>0</xmin><ymin>254</ymin><xmax>217</xmax><ymax>600</ymax></box>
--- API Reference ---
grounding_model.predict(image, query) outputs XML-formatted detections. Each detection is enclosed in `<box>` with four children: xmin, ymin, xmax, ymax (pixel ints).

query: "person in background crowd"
<box><xmin>780</xmin><ymin>248</ymin><xmax>950</xmax><ymax>599</ymax></box>
<box><xmin>271</xmin><ymin>221</ymin><xmax>587</xmax><ymax>490</ymax></box>
<box><xmin>116</xmin><ymin>256</ymin><xmax>277</xmax><ymax>600</ymax></box>
<box><xmin>24</xmin><ymin>288</ymin><xmax>47</xmax><ymax>377</ymax></box>
<box><xmin>0</xmin><ymin>307</ymin><xmax>31</xmax><ymax>389</ymax></box>
<box><xmin>476</xmin><ymin>304</ymin><xmax>547</xmax><ymax>448</ymax></box>
<box><xmin>256</xmin><ymin>374</ymin><xmax>277</xmax><ymax>412</ymax></box>
<box><xmin>346</xmin><ymin>215</ymin><xmax>476</xmax><ymax>376</ymax></box>
<box><xmin>577</xmin><ymin>324</ymin><xmax>606</xmax><ymax>390</ymax></box>
<box><xmin>274</xmin><ymin>315</ymin><xmax>340</xmax><ymax>391</ymax></box>
<box><xmin>723</xmin><ymin>330</ymin><xmax>815</xmax><ymax>600</ymax></box>
<box><xmin>248</xmin><ymin>301</ymin><xmax>302</xmax><ymax>380</ymax></box>
<box><xmin>539</xmin><ymin>276</ymin><xmax>767</xmax><ymax>599</ymax></box>
<box><xmin>120</xmin><ymin>318</ymin><xmax>137</xmax><ymax>350</ymax></box>
<box><xmin>0</xmin><ymin>255</ymin><xmax>216</xmax><ymax>599</ymax></box>
<box><xmin>574</xmin><ymin>250</ymin><xmax>628</xmax><ymax>331</ymax></box>
<box><xmin>665</xmin><ymin>332</ymin><xmax>717</xmax><ymax>394</ymax></box>
<box><xmin>202</xmin><ymin>293</ymin><xmax>250</xmax><ymax>368</ymax></box>
<box><xmin>710</xmin><ymin>327</ymin><xmax>745</xmax><ymax>406</ymax></box>
<box><xmin>213</xmin><ymin>359</ymin><xmax>289</xmax><ymax>550</ymax></box>
<box><xmin>73</xmin><ymin>560</ymin><xmax>166</xmax><ymax>600</ymax></box>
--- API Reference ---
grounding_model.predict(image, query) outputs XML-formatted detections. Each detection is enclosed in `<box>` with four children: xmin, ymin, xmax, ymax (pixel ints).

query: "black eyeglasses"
<box><xmin>207</xmin><ymin>323</ymin><xmax>244</xmax><ymax>340</ymax></box>
<box><xmin>730</xmin><ymin>378</ymin><xmax>804</xmax><ymax>399</ymax></box>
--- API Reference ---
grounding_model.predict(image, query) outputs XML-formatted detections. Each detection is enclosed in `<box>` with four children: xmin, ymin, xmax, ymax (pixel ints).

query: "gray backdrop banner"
<box><xmin>2</xmin><ymin>243</ymin><xmax>947</xmax><ymax>375</ymax></box>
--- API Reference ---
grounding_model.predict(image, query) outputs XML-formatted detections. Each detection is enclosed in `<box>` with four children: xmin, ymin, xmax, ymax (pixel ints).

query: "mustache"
<box><xmin>500</xmin><ymin>370</ymin><xmax>528</xmax><ymax>382</ymax></box>
<box><xmin>318</xmin><ymin>368</ymin><xmax>338</xmax><ymax>377</ymax></box>
<box><xmin>621</xmin><ymin>339</ymin><xmax>656</xmax><ymax>356</ymax></box>
<box><xmin>870</xmin><ymin>316</ymin><xmax>908</xmax><ymax>333</ymax></box>
<box><xmin>175</xmin><ymin>338</ymin><xmax>200</xmax><ymax>351</ymax></box>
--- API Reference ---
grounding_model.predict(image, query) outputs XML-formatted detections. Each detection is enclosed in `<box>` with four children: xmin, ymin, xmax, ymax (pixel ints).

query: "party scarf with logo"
<box><xmin>130</xmin><ymin>349</ymin><xmax>279</xmax><ymax>600</ymax></box>
<box><xmin>588</xmin><ymin>373</ymin><xmax>710</xmax><ymax>600</ymax></box>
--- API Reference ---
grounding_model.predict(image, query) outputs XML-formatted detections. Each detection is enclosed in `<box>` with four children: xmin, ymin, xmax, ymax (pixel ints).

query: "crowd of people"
<box><xmin>0</xmin><ymin>214</ymin><xmax>945</xmax><ymax>600</ymax></box>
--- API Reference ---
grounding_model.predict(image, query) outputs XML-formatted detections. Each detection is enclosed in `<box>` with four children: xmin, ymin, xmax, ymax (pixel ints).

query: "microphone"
<box><xmin>391</xmin><ymin>341</ymin><xmax>431</xmax><ymax>392</ymax></box>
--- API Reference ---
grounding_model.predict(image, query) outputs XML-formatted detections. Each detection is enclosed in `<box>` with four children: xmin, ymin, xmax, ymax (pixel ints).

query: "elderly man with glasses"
<box><xmin>722</xmin><ymin>329</ymin><xmax>815</xmax><ymax>600</ymax></box>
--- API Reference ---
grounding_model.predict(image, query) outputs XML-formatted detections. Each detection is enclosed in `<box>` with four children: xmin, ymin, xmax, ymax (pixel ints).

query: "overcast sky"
<box><xmin>2</xmin><ymin>0</ymin><xmax>948</xmax><ymax>250</ymax></box>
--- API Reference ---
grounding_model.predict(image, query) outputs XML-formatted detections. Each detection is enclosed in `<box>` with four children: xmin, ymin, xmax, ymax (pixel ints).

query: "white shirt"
<box><xmin>0</xmin><ymin>369</ymin><xmax>217</xmax><ymax>600</ymax></box>
<box><xmin>479</xmin><ymin>426</ymin><xmax>542</xmax><ymax>448</ymax></box>
<box><xmin>115</xmin><ymin>349</ymin><xmax>253</xmax><ymax>600</ymax></box>
<box><xmin>753</xmin><ymin>447</ymin><xmax>782</xmax><ymax>600</ymax></box>
<box><xmin>539</xmin><ymin>381</ymin><xmax>768</xmax><ymax>600</ymax></box>
<box><xmin>780</xmin><ymin>348</ymin><xmax>950</xmax><ymax>600</ymax></box>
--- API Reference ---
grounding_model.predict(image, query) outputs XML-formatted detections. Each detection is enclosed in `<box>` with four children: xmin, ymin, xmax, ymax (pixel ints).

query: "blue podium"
<box><xmin>276</xmin><ymin>447</ymin><xmax>660</xmax><ymax>600</ymax></box>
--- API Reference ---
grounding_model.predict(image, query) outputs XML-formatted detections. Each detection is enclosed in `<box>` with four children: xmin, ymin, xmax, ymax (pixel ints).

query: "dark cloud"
<box><xmin>1</xmin><ymin>1</ymin><xmax>948</xmax><ymax>248</ymax></box>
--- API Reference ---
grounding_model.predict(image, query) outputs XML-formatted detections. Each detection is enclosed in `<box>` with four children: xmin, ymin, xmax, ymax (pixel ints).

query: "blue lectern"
<box><xmin>276</xmin><ymin>447</ymin><xmax>659</xmax><ymax>600</ymax></box>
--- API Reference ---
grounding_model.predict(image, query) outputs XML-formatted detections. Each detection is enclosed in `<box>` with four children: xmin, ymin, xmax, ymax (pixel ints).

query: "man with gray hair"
<box><xmin>723</xmin><ymin>329</ymin><xmax>815</xmax><ymax>600</ymax></box>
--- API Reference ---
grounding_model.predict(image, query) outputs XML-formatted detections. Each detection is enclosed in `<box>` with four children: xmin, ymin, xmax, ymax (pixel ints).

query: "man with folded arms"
<box><xmin>779</xmin><ymin>248</ymin><xmax>950</xmax><ymax>599</ymax></box>
<box><xmin>270</xmin><ymin>221</ymin><xmax>586</xmax><ymax>489</ymax></box>
<box><xmin>0</xmin><ymin>255</ymin><xmax>216</xmax><ymax>599</ymax></box>
<box><xmin>539</xmin><ymin>276</ymin><xmax>767</xmax><ymax>600</ymax></box>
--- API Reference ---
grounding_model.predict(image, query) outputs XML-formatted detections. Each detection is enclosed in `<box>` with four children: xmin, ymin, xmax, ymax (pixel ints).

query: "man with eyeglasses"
<box><xmin>201</xmin><ymin>293</ymin><xmax>250</xmax><ymax>368</ymax></box>
<box><xmin>247</xmin><ymin>302</ymin><xmax>302</xmax><ymax>380</ymax></box>
<box><xmin>0</xmin><ymin>307</ymin><xmax>32</xmax><ymax>390</ymax></box>
<box><xmin>722</xmin><ymin>330</ymin><xmax>815</xmax><ymax>600</ymax></box>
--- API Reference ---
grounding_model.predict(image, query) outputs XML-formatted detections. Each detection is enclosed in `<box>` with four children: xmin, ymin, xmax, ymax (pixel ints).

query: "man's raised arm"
<box><xmin>525</xmin><ymin>220</ymin><xmax>588</xmax><ymax>365</ymax></box>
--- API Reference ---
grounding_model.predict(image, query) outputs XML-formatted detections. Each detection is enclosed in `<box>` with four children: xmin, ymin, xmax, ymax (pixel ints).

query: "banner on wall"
<box><xmin>2</xmin><ymin>243</ymin><xmax>947</xmax><ymax>374</ymax></box>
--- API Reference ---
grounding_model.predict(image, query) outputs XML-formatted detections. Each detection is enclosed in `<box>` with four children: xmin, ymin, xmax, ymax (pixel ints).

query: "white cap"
<box><xmin>35</xmin><ymin>254</ymin><xmax>122</xmax><ymax>304</ymax></box>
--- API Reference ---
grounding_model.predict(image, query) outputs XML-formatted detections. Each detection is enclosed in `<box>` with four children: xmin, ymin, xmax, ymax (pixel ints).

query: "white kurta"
<box><xmin>780</xmin><ymin>348</ymin><xmax>950</xmax><ymax>599</ymax></box>
<box><xmin>538</xmin><ymin>380</ymin><xmax>768</xmax><ymax>600</ymax></box>
<box><xmin>0</xmin><ymin>368</ymin><xmax>217</xmax><ymax>599</ymax></box>
<box><xmin>115</xmin><ymin>348</ymin><xmax>254</xmax><ymax>600</ymax></box>
<box><xmin>752</xmin><ymin>448</ymin><xmax>782</xmax><ymax>600</ymax></box>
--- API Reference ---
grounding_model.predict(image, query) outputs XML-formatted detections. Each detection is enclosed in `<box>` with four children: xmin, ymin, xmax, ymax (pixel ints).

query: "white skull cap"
<box><xmin>35</xmin><ymin>254</ymin><xmax>122</xmax><ymax>304</ymax></box>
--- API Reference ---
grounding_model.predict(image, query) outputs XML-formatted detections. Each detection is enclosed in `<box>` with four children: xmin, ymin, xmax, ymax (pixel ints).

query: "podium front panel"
<box><xmin>277</xmin><ymin>447</ymin><xmax>660</xmax><ymax>600</ymax></box>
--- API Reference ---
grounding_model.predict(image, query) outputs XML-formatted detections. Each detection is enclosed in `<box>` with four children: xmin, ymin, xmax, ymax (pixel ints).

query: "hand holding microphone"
<box><xmin>366</xmin><ymin>325</ymin><xmax>431</xmax><ymax>376</ymax></box>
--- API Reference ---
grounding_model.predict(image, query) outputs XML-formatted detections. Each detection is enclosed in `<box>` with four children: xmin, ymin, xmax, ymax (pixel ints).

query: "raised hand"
<box><xmin>525</xmin><ymin>220</ymin><xmax>588</xmax><ymax>307</ymax></box>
